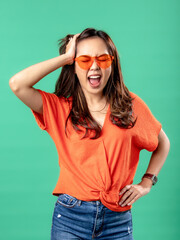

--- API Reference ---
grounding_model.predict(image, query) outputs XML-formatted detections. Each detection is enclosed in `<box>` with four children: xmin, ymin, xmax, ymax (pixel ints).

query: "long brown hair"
<box><xmin>53</xmin><ymin>28</ymin><xmax>137</xmax><ymax>140</ymax></box>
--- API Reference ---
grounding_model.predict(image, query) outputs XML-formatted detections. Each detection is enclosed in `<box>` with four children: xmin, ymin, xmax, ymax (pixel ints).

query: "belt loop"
<box><xmin>78</xmin><ymin>200</ymin><xmax>81</xmax><ymax>206</ymax></box>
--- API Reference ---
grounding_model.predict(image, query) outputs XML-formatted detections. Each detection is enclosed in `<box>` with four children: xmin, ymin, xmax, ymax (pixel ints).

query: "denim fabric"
<box><xmin>51</xmin><ymin>193</ymin><xmax>134</xmax><ymax>240</ymax></box>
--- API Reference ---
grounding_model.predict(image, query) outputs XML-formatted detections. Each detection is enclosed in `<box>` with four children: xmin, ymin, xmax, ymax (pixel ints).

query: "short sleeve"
<box><xmin>30</xmin><ymin>89</ymin><xmax>58</xmax><ymax>131</ymax></box>
<box><xmin>132</xmin><ymin>93</ymin><xmax>162</xmax><ymax>152</ymax></box>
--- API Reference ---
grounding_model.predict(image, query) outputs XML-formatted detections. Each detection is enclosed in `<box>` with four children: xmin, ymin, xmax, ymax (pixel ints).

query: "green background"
<box><xmin>1</xmin><ymin>0</ymin><xmax>179</xmax><ymax>239</ymax></box>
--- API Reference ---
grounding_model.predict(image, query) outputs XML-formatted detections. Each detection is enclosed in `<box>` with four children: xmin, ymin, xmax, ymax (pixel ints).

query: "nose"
<box><xmin>90</xmin><ymin>58</ymin><xmax>100</xmax><ymax>70</ymax></box>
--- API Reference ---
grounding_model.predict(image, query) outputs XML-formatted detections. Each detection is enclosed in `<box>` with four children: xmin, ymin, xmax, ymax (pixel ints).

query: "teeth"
<box><xmin>89</xmin><ymin>76</ymin><xmax>101</xmax><ymax>79</ymax></box>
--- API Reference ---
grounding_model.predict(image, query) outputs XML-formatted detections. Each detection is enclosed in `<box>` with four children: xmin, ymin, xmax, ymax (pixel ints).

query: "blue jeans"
<box><xmin>51</xmin><ymin>193</ymin><xmax>134</xmax><ymax>240</ymax></box>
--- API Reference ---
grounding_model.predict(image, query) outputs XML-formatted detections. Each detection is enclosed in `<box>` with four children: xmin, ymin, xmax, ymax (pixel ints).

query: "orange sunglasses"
<box><xmin>74</xmin><ymin>54</ymin><xmax>114</xmax><ymax>70</ymax></box>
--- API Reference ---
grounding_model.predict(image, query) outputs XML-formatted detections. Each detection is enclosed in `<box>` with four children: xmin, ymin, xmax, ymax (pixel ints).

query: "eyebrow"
<box><xmin>77</xmin><ymin>53</ymin><xmax>108</xmax><ymax>57</ymax></box>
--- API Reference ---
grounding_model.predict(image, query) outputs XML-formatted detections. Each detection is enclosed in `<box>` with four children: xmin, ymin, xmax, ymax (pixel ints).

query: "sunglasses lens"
<box><xmin>76</xmin><ymin>56</ymin><xmax>92</xmax><ymax>69</ymax></box>
<box><xmin>76</xmin><ymin>54</ymin><xmax>113</xmax><ymax>70</ymax></box>
<box><xmin>97</xmin><ymin>55</ymin><xmax>112</xmax><ymax>69</ymax></box>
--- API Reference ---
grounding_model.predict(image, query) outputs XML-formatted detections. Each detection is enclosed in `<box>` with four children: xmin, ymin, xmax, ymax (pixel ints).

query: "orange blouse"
<box><xmin>30</xmin><ymin>89</ymin><xmax>162</xmax><ymax>212</ymax></box>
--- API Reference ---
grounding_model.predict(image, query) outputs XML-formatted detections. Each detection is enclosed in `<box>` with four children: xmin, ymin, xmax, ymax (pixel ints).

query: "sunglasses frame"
<box><xmin>74</xmin><ymin>54</ymin><xmax>114</xmax><ymax>69</ymax></box>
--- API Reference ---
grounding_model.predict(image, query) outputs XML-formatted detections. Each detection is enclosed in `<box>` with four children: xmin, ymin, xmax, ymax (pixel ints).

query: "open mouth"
<box><xmin>88</xmin><ymin>76</ymin><xmax>102</xmax><ymax>87</ymax></box>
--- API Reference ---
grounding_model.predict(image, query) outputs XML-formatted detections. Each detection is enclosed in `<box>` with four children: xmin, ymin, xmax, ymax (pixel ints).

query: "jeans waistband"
<box><xmin>84</xmin><ymin>200</ymin><xmax>102</xmax><ymax>205</ymax></box>
<box><xmin>59</xmin><ymin>194</ymin><xmax>103</xmax><ymax>206</ymax></box>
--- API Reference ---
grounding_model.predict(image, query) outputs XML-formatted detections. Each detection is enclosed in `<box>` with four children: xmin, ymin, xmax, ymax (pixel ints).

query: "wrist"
<box><xmin>142</xmin><ymin>173</ymin><xmax>158</xmax><ymax>186</ymax></box>
<box><xmin>140</xmin><ymin>177</ymin><xmax>153</xmax><ymax>189</ymax></box>
<box><xmin>63</xmin><ymin>53</ymin><xmax>74</xmax><ymax>65</ymax></box>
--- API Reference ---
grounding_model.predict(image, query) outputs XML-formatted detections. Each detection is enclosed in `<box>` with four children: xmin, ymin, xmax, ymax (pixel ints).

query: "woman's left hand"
<box><xmin>118</xmin><ymin>180</ymin><xmax>152</xmax><ymax>207</ymax></box>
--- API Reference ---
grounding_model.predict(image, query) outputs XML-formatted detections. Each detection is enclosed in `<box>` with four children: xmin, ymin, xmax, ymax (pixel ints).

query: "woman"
<box><xmin>9</xmin><ymin>28</ymin><xmax>170</xmax><ymax>240</ymax></box>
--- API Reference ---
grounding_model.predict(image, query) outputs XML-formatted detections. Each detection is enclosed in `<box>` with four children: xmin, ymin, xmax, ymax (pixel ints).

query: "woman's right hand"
<box><xmin>65</xmin><ymin>33</ymin><xmax>80</xmax><ymax>65</ymax></box>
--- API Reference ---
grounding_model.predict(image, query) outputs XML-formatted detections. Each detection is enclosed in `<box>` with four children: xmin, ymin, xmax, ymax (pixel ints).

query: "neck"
<box><xmin>83</xmin><ymin>90</ymin><xmax>106</xmax><ymax>107</ymax></box>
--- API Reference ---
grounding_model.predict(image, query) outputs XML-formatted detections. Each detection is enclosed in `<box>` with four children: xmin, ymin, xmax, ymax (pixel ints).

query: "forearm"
<box><xmin>9</xmin><ymin>54</ymin><xmax>72</xmax><ymax>90</ymax></box>
<box><xmin>119</xmin><ymin>135</ymin><xmax>170</xmax><ymax>207</ymax></box>
<box><xmin>140</xmin><ymin>129</ymin><xmax>170</xmax><ymax>188</ymax></box>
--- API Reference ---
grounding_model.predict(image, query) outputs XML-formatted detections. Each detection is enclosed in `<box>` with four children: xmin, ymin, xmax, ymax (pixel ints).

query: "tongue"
<box><xmin>89</xmin><ymin>77</ymin><xmax>100</xmax><ymax>85</ymax></box>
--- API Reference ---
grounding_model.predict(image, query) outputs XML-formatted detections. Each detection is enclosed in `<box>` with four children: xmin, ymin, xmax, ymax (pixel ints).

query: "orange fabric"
<box><xmin>30</xmin><ymin>89</ymin><xmax>162</xmax><ymax>212</ymax></box>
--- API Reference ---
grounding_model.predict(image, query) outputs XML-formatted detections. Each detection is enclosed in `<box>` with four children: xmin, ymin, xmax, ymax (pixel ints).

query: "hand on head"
<box><xmin>65</xmin><ymin>33</ymin><xmax>80</xmax><ymax>65</ymax></box>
